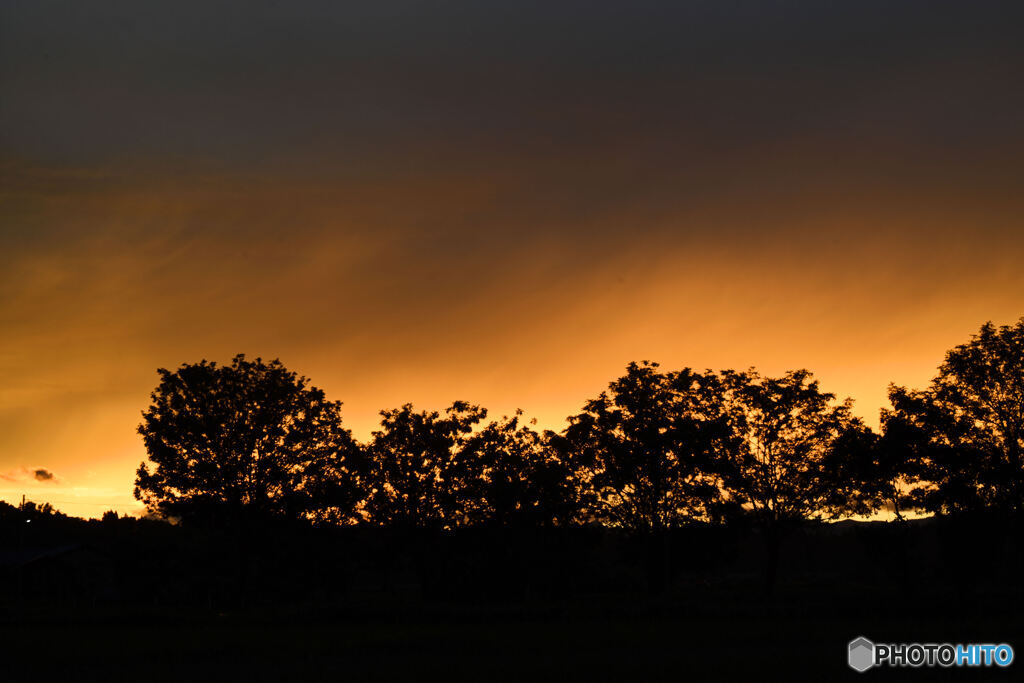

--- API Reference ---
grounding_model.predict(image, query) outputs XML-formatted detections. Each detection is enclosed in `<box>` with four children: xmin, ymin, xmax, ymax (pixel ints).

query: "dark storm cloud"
<box><xmin>2</xmin><ymin>0</ymin><xmax>1022</xmax><ymax>173</ymax></box>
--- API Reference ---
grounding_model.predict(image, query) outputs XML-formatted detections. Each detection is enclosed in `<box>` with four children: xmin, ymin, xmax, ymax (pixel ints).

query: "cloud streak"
<box><xmin>0</xmin><ymin>467</ymin><xmax>60</xmax><ymax>484</ymax></box>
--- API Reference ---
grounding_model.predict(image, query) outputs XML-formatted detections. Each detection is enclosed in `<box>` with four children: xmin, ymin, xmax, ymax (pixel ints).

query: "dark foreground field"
<box><xmin>2</xmin><ymin>611</ymin><xmax>1020</xmax><ymax>681</ymax></box>
<box><xmin>2</xmin><ymin>512</ymin><xmax>1022</xmax><ymax>681</ymax></box>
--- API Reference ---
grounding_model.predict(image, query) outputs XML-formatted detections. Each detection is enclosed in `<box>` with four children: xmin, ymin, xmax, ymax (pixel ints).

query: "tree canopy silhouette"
<box><xmin>885</xmin><ymin>318</ymin><xmax>1024</xmax><ymax>513</ymax></box>
<box><xmin>135</xmin><ymin>354</ymin><xmax>363</xmax><ymax>524</ymax></box>
<box><xmin>127</xmin><ymin>315</ymin><xmax>1024</xmax><ymax>533</ymax></box>
<box><xmin>821</xmin><ymin>421</ymin><xmax>899</xmax><ymax>519</ymax></box>
<box><xmin>716</xmin><ymin>369</ymin><xmax>866</xmax><ymax>526</ymax></box>
<box><xmin>455</xmin><ymin>411</ymin><xmax>579</xmax><ymax>527</ymax></box>
<box><xmin>364</xmin><ymin>401</ymin><xmax>486</xmax><ymax>528</ymax></box>
<box><xmin>557</xmin><ymin>362</ymin><xmax>729</xmax><ymax>531</ymax></box>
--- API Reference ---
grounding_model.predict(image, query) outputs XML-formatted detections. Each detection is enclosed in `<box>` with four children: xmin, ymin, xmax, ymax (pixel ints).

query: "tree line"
<box><xmin>134</xmin><ymin>317</ymin><xmax>1024</xmax><ymax>531</ymax></box>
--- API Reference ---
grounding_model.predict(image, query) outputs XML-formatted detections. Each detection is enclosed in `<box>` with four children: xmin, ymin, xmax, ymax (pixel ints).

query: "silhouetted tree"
<box><xmin>868</xmin><ymin>407</ymin><xmax>933</xmax><ymax>521</ymax></box>
<box><xmin>558</xmin><ymin>362</ymin><xmax>728</xmax><ymax>532</ymax></box>
<box><xmin>364</xmin><ymin>401</ymin><xmax>486</xmax><ymax>528</ymax></box>
<box><xmin>821</xmin><ymin>420</ymin><xmax>903</xmax><ymax>519</ymax></box>
<box><xmin>715</xmin><ymin>368</ymin><xmax>865</xmax><ymax>592</ymax></box>
<box><xmin>21</xmin><ymin>501</ymin><xmax>60</xmax><ymax>519</ymax></box>
<box><xmin>885</xmin><ymin>318</ymin><xmax>1024</xmax><ymax>514</ymax></box>
<box><xmin>717</xmin><ymin>368</ymin><xmax>863</xmax><ymax>524</ymax></box>
<box><xmin>135</xmin><ymin>354</ymin><xmax>363</xmax><ymax>525</ymax></box>
<box><xmin>453</xmin><ymin>411</ymin><xmax>579</xmax><ymax>527</ymax></box>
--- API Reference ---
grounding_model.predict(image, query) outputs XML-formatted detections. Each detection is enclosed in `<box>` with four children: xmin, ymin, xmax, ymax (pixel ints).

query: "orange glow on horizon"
<box><xmin>3</xmin><ymin>169</ymin><xmax>1022</xmax><ymax>519</ymax></box>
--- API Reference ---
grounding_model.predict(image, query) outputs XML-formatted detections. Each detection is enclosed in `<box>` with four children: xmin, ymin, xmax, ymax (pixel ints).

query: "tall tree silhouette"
<box><xmin>135</xmin><ymin>355</ymin><xmax>363</xmax><ymax>524</ymax></box>
<box><xmin>885</xmin><ymin>318</ymin><xmax>1024</xmax><ymax>513</ymax></box>
<box><xmin>717</xmin><ymin>368</ymin><xmax>862</xmax><ymax>525</ymax></box>
<box><xmin>364</xmin><ymin>401</ymin><xmax>486</xmax><ymax>528</ymax></box>
<box><xmin>715</xmin><ymin>368</ymin><xmax>863</xmax><ymax>592</ymax></box>
<box><xmin>558</xmin><ymin>362</ymin><xmax>728</xmax><ymax>532</ymax></box>
<box><xmin>453</xmin><ymin>411</ymin><xmax>579</xmax><ymax>527</ymax></box>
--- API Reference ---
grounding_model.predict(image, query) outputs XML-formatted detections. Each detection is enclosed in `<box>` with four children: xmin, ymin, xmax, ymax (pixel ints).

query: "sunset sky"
<box><xmin>2</xmin><ymin>0</ymin><xmax>1023</xmax><ymax>518</ymax></box>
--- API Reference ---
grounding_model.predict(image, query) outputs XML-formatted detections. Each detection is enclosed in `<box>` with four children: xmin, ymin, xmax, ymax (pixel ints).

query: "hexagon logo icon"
<box><xmin>848</xmin><ymin>636</ymin><xmax>875</xmax><ymax>672</ymax></box>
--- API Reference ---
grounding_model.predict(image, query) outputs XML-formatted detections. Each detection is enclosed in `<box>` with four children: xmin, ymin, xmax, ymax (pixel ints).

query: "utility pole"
<box><xmin>19</xmin><ymin>494</ymin><xmax>26</xmax><ymax>549</ymax></box>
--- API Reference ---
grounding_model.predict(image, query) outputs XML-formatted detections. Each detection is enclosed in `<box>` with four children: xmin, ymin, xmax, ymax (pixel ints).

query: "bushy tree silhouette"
<box><xmin>454</xmin><ymin>411</ymin><xmax>578</xmax><ymax>527</ymax></box>
<box><xmin>714</xmin><ymin>368</ymin><xmax>865</xmax><ymax>592</ymax></box>
<box><xmin>885</xmin><ymin>318</ymin><xmax>1024</xmax><ymax>513</ymax></box>
<box><xmin>716</xmin><ymin>369</ymin><xmax>862</xmax><ymax>525</ymax></box>
<box><xmin>557</xmin><ymin>362</ymin><xmax>729</xmax><ymax>531</ymax></box>
<box><xmin>364</xmin><ymin>401</ymin><xmax>486</xmax><ymax>528</ymax></box>
<box><xmin>134</xmin><ymin>354</ymin><xmax>363</xmax><ymax>524</ymax></box>
<box><xmin>821</xmin><ymin>421</ymin><xmax>898</xmax><ymax>519</ymax></box>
